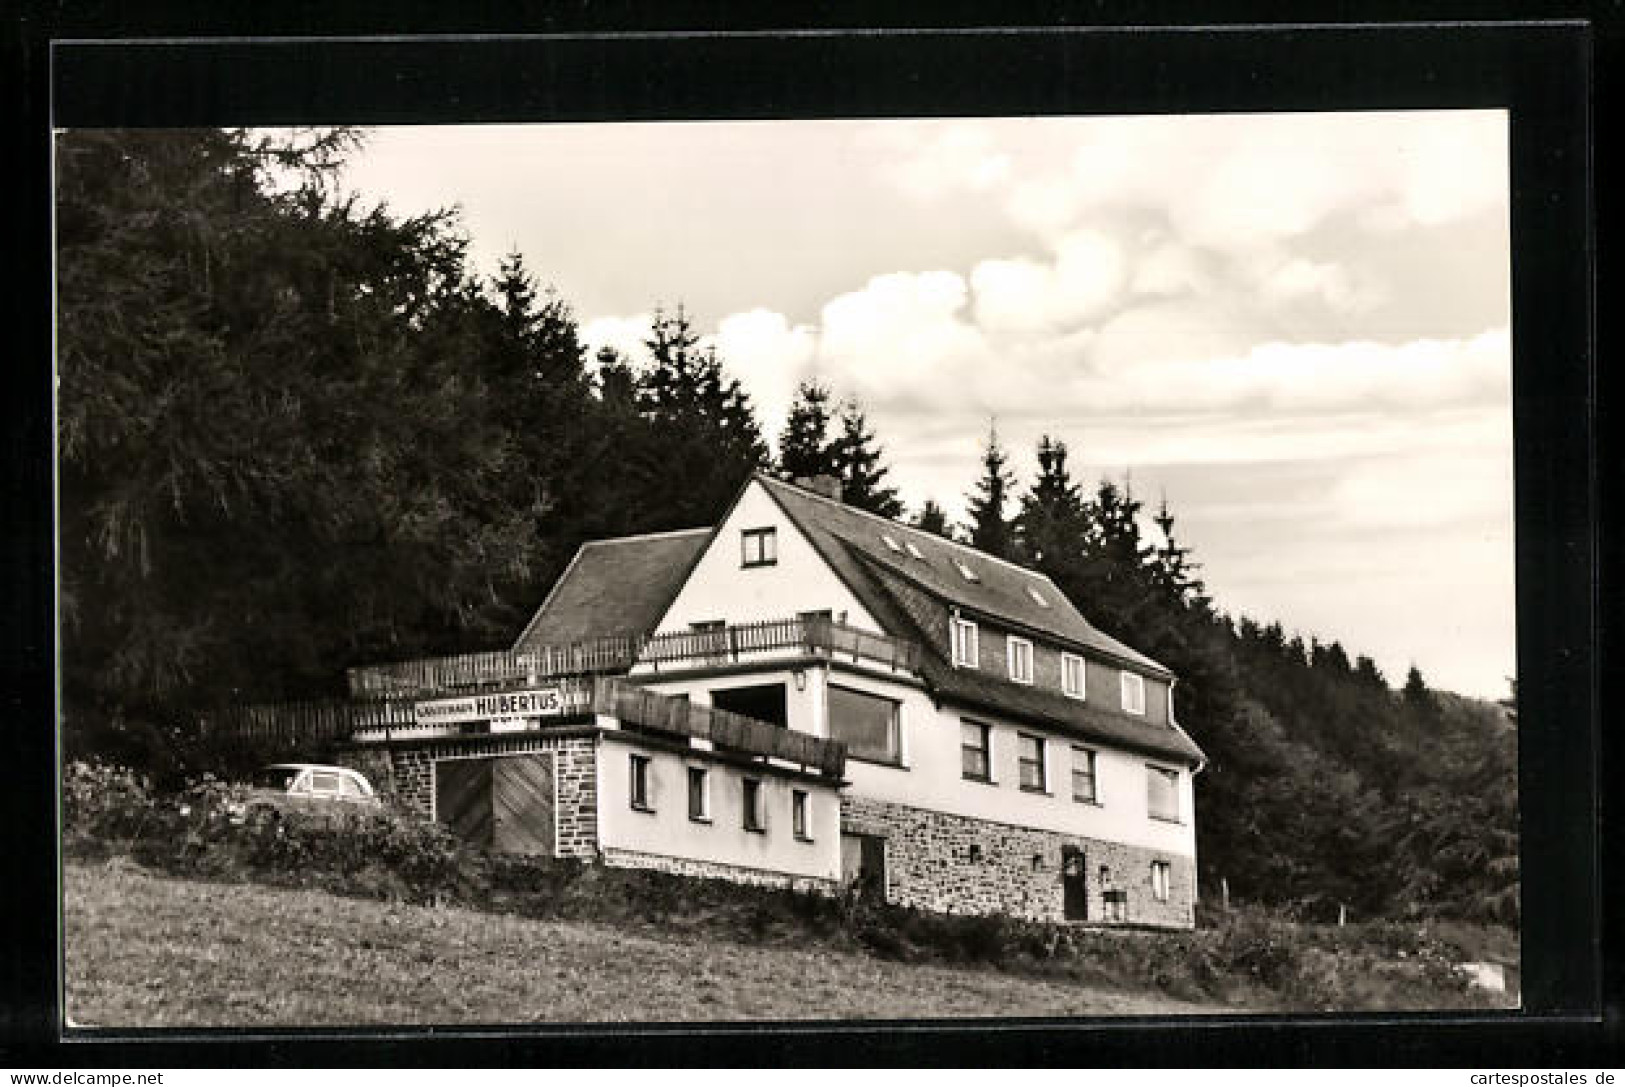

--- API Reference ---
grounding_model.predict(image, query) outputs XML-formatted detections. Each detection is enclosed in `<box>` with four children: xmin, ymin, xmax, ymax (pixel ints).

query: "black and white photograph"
<box><xmin>49</xmin><ymin>35</ymin><xmax>1566</xmax><ymax>1037</ymax></box>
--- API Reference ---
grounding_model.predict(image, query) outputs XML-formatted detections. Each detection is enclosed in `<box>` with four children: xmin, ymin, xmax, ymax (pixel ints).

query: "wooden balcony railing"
<box><xmin>346</xmin><ymin>637</ymin><xmax>640</xmax><ymax>698</ymax></box>
<box><xmin>345</xmin><ymin>617</ymin><xmax>922</xmax><ymax>699</ymax></box>
<box><xmin>204</xmin><ymin>677</ymin><xmax>844</xmax><ymax>779</ymax></box>
<box><xmin>591</xmin><ymin>678</ymin><xmax>846</xmax><ymax>779</ymax></box>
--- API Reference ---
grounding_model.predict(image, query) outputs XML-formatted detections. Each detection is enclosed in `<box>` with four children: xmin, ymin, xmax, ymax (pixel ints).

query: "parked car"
<box><xmin>226</xmin><ymin>763</ymin><xmax>383</xmax><ymax>826</ymax></box>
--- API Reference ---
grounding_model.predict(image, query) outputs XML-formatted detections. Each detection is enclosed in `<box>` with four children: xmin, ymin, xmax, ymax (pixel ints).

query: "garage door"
<box><xmin>433</xmin><ymin>754</ymin><xmax>555</xmax><ymax>856</ymax></box>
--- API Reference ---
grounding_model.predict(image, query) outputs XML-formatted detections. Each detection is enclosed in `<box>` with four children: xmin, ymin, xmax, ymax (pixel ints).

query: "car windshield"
<box><xmin>251</xmin><ymin>767</ymin><xmax>303</xmax><ymax>791</ymax></box>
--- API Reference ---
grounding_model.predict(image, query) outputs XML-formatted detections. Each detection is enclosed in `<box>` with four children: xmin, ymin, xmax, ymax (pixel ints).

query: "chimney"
<box><xmin>794</xmin><ymin>474</ymin><xmax>843</xmax><ymax>502</ymax></box>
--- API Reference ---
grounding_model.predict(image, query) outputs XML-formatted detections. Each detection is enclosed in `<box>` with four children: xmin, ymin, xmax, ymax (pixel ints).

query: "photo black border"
<box><xmin>8</xmin><ymin>7</ymin><xmax>1612</xmax><ymax>1068</ymax></box>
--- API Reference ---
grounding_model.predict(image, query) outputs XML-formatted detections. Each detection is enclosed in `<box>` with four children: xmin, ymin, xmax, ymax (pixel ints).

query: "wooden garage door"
<box><xmin>434</xmin><ymin>754</ymin><xmax>556</xmax><ymax>856</ymax></box>
<box><xmin>434</xmin><ymin>759</ymin><xmax>494</xmax><ymax>849</ymax></box>
<box><xmin>492</xmin><ymin>755</ymin><xmax>555</xmax><ymax>856</ymax></box>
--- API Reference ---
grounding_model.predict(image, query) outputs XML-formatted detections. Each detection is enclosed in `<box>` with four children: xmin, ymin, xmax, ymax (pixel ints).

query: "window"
<box><xmin>1121</xmin><ymin>671</ymin><xmax>1146</xmax><ymax>715</ymax></box>
<box><xmin>960</xmin><ymin>721</ymin><xmax>992</xmax><ymax>782</ymax></box>
<box><xmin>881</xmin><ymin>534</ymin><xmax>903</xmax><ymax>553</ymax></box>
<box><xmin>1071</xmin><ymin>747</ymin><xmax>1098</xmax><ymax>804</ymax></box>
<box><xmin>1151</xmin><ymin>861</ymin><xmax>1171</xmax><ymax>902</ymax></box>
<box><xmin>687</xmin><ymin>767</ymin><xmax>710</xmax><ymax>822</ymax></box>
<box><xmin>828</xmin><ymin>685</ymin><xmax>901</xmax><ymax>764</ymax></box>
<box><xmin>1026</xmin><ymin>585</ymin><xmax>1049</xmax><ymax>607</ymax></box>
<box><xmin>951</xmin><ymin>617</ymin><xmax>979</xmax><ymax>667</ymax></box>
<box><xmin>792</xmin><ymin>790</ymin><xmax>812</xmax><ymax>840</ymax></box>
<box><xmin>904</xmin><ymin>540</ymin><xmax>924</xmax><ymax>560</ymax></box>
<box><xmin>309</xmin><ymin>771</ymin><xmax>341</xmax><ymax>796</ymax></box>
<box><xmin>1017</xmin><ymin>733</ymin><xmax>1047</xmax><ymax>793</ymax></box>
<box><xmin>629</xmin><ymin>754</ymin><xmax>653</xmax><ymax>811</ymax></box>
<box><xmin>954</xmin><ymin>559</ymin><xmax>980</xmax><ymax>582</ymax></box>
<box><xmin>1006</xmin><ymin>636</ymin><xmax>1034</xmax><ymax>684</ymax></box>
<box><xmin>742</xmin><ymin>778</ymin><xmax>765</xmax><ymax>832</ymax></box>
<box><xmin>1062</xmin><ymin>653</ymin><xmax>1087</xmax><ymax>699</ymax></box>
<box><xmin>1147</xmin><ymin>766</ymin><xmax>1180</xmax><ymax>822</ymax></box>
<box><xmin>741</xmin><ymin>527</ymin><xmax>777</xmax><ymax>568</ymax></box>
<box><xmin>339</xmin><ymin>774</ymin><xmax>368</xmax><ymax>798</ymax></box>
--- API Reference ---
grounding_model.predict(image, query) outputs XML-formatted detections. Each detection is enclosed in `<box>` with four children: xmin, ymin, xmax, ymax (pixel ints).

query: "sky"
<box><xmin>337</xmin><ymin>113</ymin><xmax>1514</xmax><ymax>699</ymax></box>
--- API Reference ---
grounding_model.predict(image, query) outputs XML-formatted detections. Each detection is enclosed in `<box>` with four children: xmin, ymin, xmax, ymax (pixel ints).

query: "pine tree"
<box><xmin>1150</xmin><ymin>493</ymin><xmax>1210</xmax><ymax>612</ymax></box>
<box><xmin>1017</xmin><ymin>435</ymin><xmax>1086</xmax><ymax>573</ymax></box>
<box><xmin>830</xmin><ymin>399</ymin><xmax>903</xmax><ymax>518</ymax></box>
<box><xmin>778</xmin><ymin>380</ymin><xmax>838</xmax><ymax>480</ymax></box>
<box><xmin>912</xmin><ymin>499</ymin><xmax>952</xmax><ymax>538</ymax></box>
<box><xmin>965</xmin><ymin>423</ymin><xmax>1018</xmax><ymax>559</ymax></box>
<box><xmin>1403</xmin><ymin>664</ymin><xmax>1433</xmax><ymax>711</ymax></box>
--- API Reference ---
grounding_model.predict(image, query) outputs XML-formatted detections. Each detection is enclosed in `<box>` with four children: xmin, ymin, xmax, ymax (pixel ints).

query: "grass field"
<box><xmin>64</xmin><ymin>860</ymin><xmax>1228</xmax><ymax>1027</ymax></box>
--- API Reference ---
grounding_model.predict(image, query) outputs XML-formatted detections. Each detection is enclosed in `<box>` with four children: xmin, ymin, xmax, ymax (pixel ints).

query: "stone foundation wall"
<box><xmin>841</xmin><ymin>796</ymin><xmax>1195</xmax><ymax>928</ymax></box>
<box><xmin>376</xmin><ymin>733</ymin><xmax>600</xmax><ymax>859</ymax></box>
<box><xmin>601</xmin><ymin>847</ymin><xmax>840</xmax><ymax>896</ymax></box>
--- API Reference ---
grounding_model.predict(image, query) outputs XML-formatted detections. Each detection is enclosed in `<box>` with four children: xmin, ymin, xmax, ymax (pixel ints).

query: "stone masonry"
<box><xmin>600</xmin><ymin>847</ymin><xmax>840</xmax><ymax>895</ymax></box>
<box><xmin>841</xmin><ymin>795</ymin><xmax>1195</xmax><ymax>928</ymax></box>
<box><xmin>367</xmin><ymin>732</ymin><xmax>600</xmax><ymax>860</ymax></box>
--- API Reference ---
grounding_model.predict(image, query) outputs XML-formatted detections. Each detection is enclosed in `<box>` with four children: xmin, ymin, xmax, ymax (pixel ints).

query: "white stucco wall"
<box><xmin>823</xmin><ymin>668</ymin><xmax>1198</xmax><ymax>858</ymax></box>
<box><xmin>650</xmin><ymin>479</ymin><xmax>882</xmax><ymax>635</ymax></box>
<box><xmin>595</xmin><ymin>733</ymin><xmax>842</xmax><ymax>882</ymax></box>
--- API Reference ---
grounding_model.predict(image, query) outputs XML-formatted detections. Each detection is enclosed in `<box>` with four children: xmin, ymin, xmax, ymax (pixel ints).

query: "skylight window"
<box><xmin>1027</xmin><ymin>586</ymin><xmax>1049</xmax><ymax>607</ymax></box>
<box><xmin>904</xmin><ymin>540</ymin><xmax>924</xmax><ymax>560</ymax></box>
<box><xmin>881</xmin><ymin>534</ymin><xmax>903</xmax><ymax>553</ymax></box>
<box><xmin>955</xmin><ymin>560</ymin><xmax>980</xmax><ymax>583</ymax></box>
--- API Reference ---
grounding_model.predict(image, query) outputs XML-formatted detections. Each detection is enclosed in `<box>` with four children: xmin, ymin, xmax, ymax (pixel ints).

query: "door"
<box><xmin>491</xmin><ymin>755</ymin><xmax>555</xmax><ymax>856</ymax></box>
<box><xmin>1062</xmin><ymin>845</ymin><xmax>1088</xmax><ymax>920</ymax></box>
<box><xmin>434</xmin><ymin>758</ymin><xmax>494</xmax><ymax>849</ymax></box>
<box><xmin>840</xmin><ymin>832</ymin><xmax>886</xmax><ymax>896</ymax></box>
<box><xmin>433</xmin><ymin>754</ymin><xmax>556</xmax><ymax>856</ymax></box>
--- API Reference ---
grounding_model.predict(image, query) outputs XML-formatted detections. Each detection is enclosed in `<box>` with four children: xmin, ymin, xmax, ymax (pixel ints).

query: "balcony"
<box><xmin>208</xmin><ymin>676</ymin><xmax>845</xmax><ymax>779</ymax></box>
<box><xmin>345</xmin><ymin>616</ymin><xmax>922</xmax><ymax>699</ymax></box>
<box><xmin>594</xmin><ymin>678</ymin><xmax>846</xmax><ymax>779</ymax></box>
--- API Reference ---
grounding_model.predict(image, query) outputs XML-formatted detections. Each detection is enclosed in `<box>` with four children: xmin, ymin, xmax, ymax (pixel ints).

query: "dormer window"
<box><xmin>1026</xmin><ymin>586</ymin><xmax>1049</xmax><ymax>607</ymax></box>
<box><xmin>955</xmin><ymin>560</ymin><xmax>980</xmax><ymax>582</ymax></box>
<box><xmin>881</xmin><ymin>534</ymin><xmax>903</xmax><ymax>553</ymax></box>
<box><xmin>1006</xmin><ymin>636</ymin><xmax>1034</xmax><ymax>685</ymax></box>
<box><xmin>905</xmin><ymin>540</ymin><xmax>924</xmax><ymax>560</ymax></box>
<box><xmin>951</xmin><ymin>617</ymin><xmax>979</xmax><ymax>668</ymax></box>
<box><xmin>1062</xmin><ymin>653</ymin><xmax>1087</xmax><ymax>699</ymax></box>
<box><xmin>1121</xmin><ymin>671</ymin><xmax>1146</xmax><ymax>715</ymax></box>
<box><xmin>741</xmin><ymin>527</ymin><xmax>777</xmax><ymax>568</ymax></box>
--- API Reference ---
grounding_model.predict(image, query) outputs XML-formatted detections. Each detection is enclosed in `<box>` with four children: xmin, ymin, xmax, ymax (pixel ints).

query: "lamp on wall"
<box><xmin>793</xmin><ymin>669</ymin><xmax>807</xmax><ymax>691</ymax></box>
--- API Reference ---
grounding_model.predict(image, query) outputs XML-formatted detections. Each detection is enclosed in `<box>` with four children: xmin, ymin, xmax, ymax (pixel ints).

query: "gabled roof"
<box><xmin>920</xmin><ymin>655</ymin><xmax>1206</xmax><ymax>764</ymax></box>
<box><xmin>754</xmin><ymin>473</ymin><xmax>1171</xmax><ymax>677</ymax></box>
<box><xmin>512</xmin><ymin>528</ymin><xmax>711</xmax><ymax>652</ymax></box>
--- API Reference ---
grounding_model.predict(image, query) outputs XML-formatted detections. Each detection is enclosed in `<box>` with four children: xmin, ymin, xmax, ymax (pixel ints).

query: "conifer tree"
<box><xmin>1017</xmin><ymin>435</ymin><xmax>1087</xmax><ymax>573</ymax></box>
<box><xmin>1150</xmin><ymin>493</ymin><xmax>1210</xmax><ymax>612</ymax></box>
<box><xmin>965</xmin><ymin>423</ymin><xmax>1018</xmax><ymax>559</ymax></box>
<box><xmin>912</xmin><ymin>499</ymin><xmax>952</xmax><ymax>538</ymax></box>
<box><xmin>830</xmin><ymin>399</ymin><xmax>903</xmax><ymax>518</ymax></box>
<box><xmin>777</xmin><ymin>380</ymin><xmax>838</xmax><ymax>481</ymax></box>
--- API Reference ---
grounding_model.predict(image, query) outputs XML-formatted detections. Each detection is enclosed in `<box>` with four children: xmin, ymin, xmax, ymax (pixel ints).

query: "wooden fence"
<box><xmin>346</xmin><ymin>617</ymin><xmax>923</xmax><ymax>698</ymax></box>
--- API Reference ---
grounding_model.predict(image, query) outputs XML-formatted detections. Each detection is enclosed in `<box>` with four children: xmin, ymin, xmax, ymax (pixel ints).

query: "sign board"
<box><xmin>414</xmin><ymin>687</ymin><xmax>577</xmax><ymax>727</ymax></box>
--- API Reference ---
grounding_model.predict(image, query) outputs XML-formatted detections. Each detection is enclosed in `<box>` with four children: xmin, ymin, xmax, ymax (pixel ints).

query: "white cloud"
<box><xmin>970</xmin><ymin>229</ymin><xmax>1128</xmax><ymax>332</ymax></box>
<box><xmin>1254</xmin><ymin>255</ymin><xmax>1379</xmax><ymax>313</ymax></box>
<box><xmin>711</xmin><ymin>309</ymin><xmax>818</xmax><ymax>441</ymax></box>
<box><xmin>579</xmin><ymin>313</ymin><xmax>652</xmax><ymax>362</ymax></box>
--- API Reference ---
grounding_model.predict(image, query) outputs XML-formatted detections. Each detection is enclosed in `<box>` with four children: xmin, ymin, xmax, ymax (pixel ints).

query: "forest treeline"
<box><xmin>55</xmin><ymin>128</ymin><xmax>1518</xmax><ymax>925</ymax></box>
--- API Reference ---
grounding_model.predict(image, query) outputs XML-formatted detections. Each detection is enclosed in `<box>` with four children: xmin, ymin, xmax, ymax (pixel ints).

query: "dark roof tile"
<box><xmin>512</xmin><ymin>528</ymin><xmax>711</xmax><ymax>651</ymax></box>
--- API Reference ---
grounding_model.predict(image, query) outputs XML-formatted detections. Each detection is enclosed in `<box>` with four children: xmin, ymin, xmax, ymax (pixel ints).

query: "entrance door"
<box><xmin>840</xmin><ymin>832</ymin><xmax>886</xmax><ymax>897</ymax></box>
<box><xmin>433</xmin><ymin>754</ymin><xmax>556</xmax><ymax>856</ymax></box>
<box><xmin>1062</xmin><ymin>845</ymin><xmax>1088</xmax><ymax>920</ymax></box>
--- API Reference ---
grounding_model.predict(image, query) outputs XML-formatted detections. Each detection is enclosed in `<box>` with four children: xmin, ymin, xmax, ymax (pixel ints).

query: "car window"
<box><xmin>310</xmin><ymin>772</ymin><xmax>341</xmax><ymax>795</ymax></box>
<box><xmin>252</xmin><ymin>767</ymin><xmax>302</xmax><ymax>791</ymax></box>
<box><xmin>339</xmin><ymin>775</ymin><xmax>367</xmax><ymax>797</ymax></box>
<box><xmin>287</xmin><ymin>771</ymin><xmax>312</xmax><ymax>794</ymax></box>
